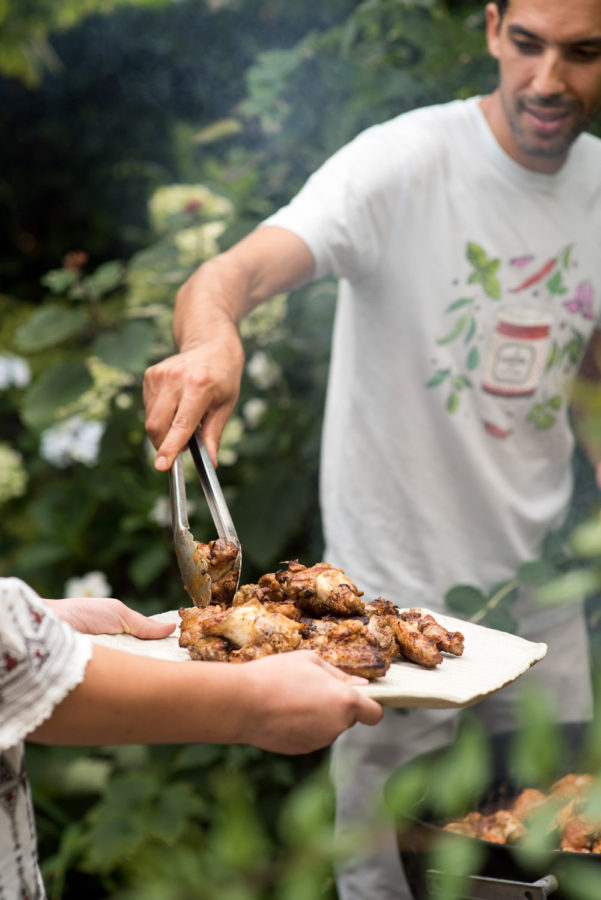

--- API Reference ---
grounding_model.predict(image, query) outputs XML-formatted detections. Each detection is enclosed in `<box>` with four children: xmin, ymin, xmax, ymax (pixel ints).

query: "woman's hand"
<box><xmin>44</xmin><ymin>597</ymin><xmax>175</xmax><ymax>640</ymax></box>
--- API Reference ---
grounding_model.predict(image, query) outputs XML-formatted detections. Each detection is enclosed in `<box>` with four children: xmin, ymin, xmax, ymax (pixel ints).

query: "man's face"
<box><xmin>485</xmin><ymin>0</ymin><xmax>601</xmax><ymax>172</ymax></box>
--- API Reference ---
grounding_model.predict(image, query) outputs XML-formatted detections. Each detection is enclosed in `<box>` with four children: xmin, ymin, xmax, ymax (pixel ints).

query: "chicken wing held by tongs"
<box><xmin>169</xmin><ymin>427</ymin><xmax>242</xmax><ymax>607</ymax></box>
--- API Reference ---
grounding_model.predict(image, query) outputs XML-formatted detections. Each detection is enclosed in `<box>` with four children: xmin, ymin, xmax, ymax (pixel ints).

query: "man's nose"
<box><xmin>531</xmin><ymin>50</ymin><xmax>566</xmax><ymax>97</ymax></box>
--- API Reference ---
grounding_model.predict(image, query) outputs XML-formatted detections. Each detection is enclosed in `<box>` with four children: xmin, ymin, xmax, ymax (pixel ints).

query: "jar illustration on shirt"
<box><xmin>482</xmin><ymin>306</ymin><xmax>553</xmax><ymax>397</ymax></box>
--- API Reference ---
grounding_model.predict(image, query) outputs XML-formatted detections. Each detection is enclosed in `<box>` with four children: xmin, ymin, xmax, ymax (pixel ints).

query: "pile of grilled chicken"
<box><xmin>444</xmin><ymin>773</ymin><xmax>601</xmax><ymax>853</ymax></box>
<box><xmin>178</xmin><ymin>539</ymin><xmax>464</xmax><ymax>680</ymax></box>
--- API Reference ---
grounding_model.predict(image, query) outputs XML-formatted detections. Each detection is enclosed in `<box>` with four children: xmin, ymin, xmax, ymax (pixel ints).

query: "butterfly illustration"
<box><xmin>564</xmin><ymin>281</ymin><xmax>595</xmax><ymax>319</ymax></box>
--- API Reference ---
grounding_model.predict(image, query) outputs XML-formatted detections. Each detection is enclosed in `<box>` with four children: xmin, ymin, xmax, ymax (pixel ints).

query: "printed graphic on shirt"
<box><xmin>426</xmin><ymin>242</ymin><xmax>596</xmax><ymax>439</ymax></box>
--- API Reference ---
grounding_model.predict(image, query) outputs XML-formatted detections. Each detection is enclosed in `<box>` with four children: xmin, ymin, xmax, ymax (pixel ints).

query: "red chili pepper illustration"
<box><xmin>511</xmin><ymin>257</ymin><xmax>555</xmax><ymax>292</ymax></box>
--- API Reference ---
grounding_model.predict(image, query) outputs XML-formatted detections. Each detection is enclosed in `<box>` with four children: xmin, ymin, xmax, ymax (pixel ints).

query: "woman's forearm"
<box><xmin>27</xmin><ymin>645</ymin><xmax>383</xmax><ymax>755</ymax></box>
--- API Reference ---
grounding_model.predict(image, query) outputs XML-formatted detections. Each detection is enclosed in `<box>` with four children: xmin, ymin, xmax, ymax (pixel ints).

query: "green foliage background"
<box><xmin>2</xmin><ymin>1</ymin><xmax>601</xmax><ymax>897</ymax></box>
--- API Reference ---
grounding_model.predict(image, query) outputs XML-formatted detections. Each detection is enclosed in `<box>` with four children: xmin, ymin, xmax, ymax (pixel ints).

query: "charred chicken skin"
<box><xmin>260</xmin><ymin>560</ymin><xmax>366</xmax><ymax>617</ymax></box>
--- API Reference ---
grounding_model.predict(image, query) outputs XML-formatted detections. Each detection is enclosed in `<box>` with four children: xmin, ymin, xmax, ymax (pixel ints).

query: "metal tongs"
<box><xmin>168</xmin><ymin>427</ymin><xmax>242</xmax><ymax>606</ymax></box>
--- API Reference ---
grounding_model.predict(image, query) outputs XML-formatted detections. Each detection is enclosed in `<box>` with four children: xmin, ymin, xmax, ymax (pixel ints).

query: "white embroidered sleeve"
<box><xmin>0</xmin><ymin>577</ymin><xmax>93</xmax><ymax>749</ymax></box>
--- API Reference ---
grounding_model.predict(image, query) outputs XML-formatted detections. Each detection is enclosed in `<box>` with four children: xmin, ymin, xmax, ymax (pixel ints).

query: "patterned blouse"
<box><xmin>0</xmin><ymin>579</ymin><xmax>92</xmax><ymax>899</ymax></box>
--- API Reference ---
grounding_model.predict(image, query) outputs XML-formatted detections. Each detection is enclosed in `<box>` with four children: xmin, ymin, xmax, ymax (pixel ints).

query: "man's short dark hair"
<box><xmin>496</xmin><ymin>0</ymin><xmax>508</xmax><ymax>17</ymax></box>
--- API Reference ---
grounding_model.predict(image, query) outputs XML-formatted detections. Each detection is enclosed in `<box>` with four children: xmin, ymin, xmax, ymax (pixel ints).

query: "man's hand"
<box><xmin>143</xmin><ymin>328</ymin><xmax>244</xmax><ymax>471</ymax></box>
<box><xmin>44</xmin><ymin>597</ymin><xmax>175</xmax><ymax>639</ymax></box>
<box><xmin>143</xmin><ymin>227</ymin><xmax>315</xmax><ymax>471</ymax></box>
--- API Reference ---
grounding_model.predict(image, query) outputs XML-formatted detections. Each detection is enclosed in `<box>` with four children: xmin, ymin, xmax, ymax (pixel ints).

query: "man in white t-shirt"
<box><xmin>143</xmin><ymin>0</ymin><xmax>601</xmax><ymax>896</ymax></box>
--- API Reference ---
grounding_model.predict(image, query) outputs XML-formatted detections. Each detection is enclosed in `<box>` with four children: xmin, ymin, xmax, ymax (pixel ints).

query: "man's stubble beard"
<box><xmin>501</xmin><ymin>89</ymin><xmax>591</xmax><ymax>160</ymax></box>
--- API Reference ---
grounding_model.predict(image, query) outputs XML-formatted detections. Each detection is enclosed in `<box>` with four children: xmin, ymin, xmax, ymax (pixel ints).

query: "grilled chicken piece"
<box><xmin>512</xmin><ymin>788</ymin><xmax>548</xmax><ymax>822</ymax></box>
<box><xmin>184</xmin><ymin>635</ymin><xmax>232</xmax><ymax>661</ymax></box>
<box><xmin>444</xmin><ymin>812</ymin><xmax>483</xmax><ymax>837</ymax></box>
<box><xmin>366</xmin><ymin>614</ymin><xmax>399</xmax><ymax>659</ymax></box>
<box><xmin>385</xmin><ymin>611</ymin><xmax>442</xmax><ymax>668</ymax></box>
<box><xmin>231</xmin><ymin>583</ymin><xmax>267</xmax><ymax>605</ymax></box>
<box><xmin>301</xmin><ymin>632</ymin><xmax>389</xmax><ymax>679</ymax></box>
<box><xmin>560</xmin><ymin>817</ymin><xmax>595</xmax><ymax>852</ymax></box>
<box><xmin>263</xmin><ymin>560</ymin><xmax>365</xmax><ymax>617</ymax></box>
<box><xmin>551</xmin><ymin>774</ymin><xmax>594</xmax><ymax>800</ymax></box>
<box><xmin>193</xmin><ymin>537</ymin><xmax>240</xmax><ymax>606</ymax></box>
<box><xmin>397</xmin><ymin>609</ymin><xmax>464</xmax><ymax>656</ymax></box>
<box><xmin>478</xmin><ymin>811</ymin><xmax>526</xmax><ymax>845</ymax></box>
<box><xmin>178</xmin><ymin>599</ymin><xmax>303</xmax><ymax>654</ymax></box>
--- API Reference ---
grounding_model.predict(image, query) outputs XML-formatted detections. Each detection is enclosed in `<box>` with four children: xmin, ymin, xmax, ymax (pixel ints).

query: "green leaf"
<box><xmin>517</xmin><ymin>560</ymin><xmax>558</xmax><ymax>586</ymax></box>
<box><xmin>14</xmin><ymin>304</ymin><xmax>87</xmax><ymax>352</ymax></box>
<box><xmin>452</xmin><ymin>375</ymin><xmax>472</xmax><ymax>390</ymax></box>
<box><xmin>546</xmin><ymin>342</ymin><xmax>559</xmax><ymax>369</ymax></box>
<box><xmin>464</xmin><ymin>316</ymin><xmax>476</xmax><ymax>343</ymax></box>
<box><xmin>535</xmin><ymin>412</ymin><xmax>555</xmax><ymax>430</ymax></box>
<box><xmin>535</xmin><ymin>567</ymin><xmax>601</xmax><ymax>606</ymax></box>
<box><xmin>72</xmin><ymin>260</ymin><xmax>125</xmax><ymax>301</ymax></box>
<box><xmin>481</xmin><ymin>272</ymin><xmax>501</xmax><ymax>300</ymax></box>
<box><xmin>233</xmin><ymin>469</ymin><xmax>313</xmax><ymax>570</ymax></box>
<box><xmin>546</xmin><ymin>271</ymin><xmax>567</xmax><ymax>295</ymax></box>
<box><xmin>445</xmin><ymin>584</ymin><xmax>486</xmax><ymax>616</ymax></box>
<box><xmin>570</xmin><ymin>520</ymin><xmax>601</xmax><ymax>558</ymax></box>
<box><xmin>445</xmin><ymin>298</ymin><xmax>473</xmax><ymax>313</ymax></box>
<box><xmin>21</xmin><ymin>361</ymin><xmax>93</xmax><ymax>429</ymax></box>
<box><xmin>426</xmin><ymin>369</ymin><xmax>451</xmax><ymax>388</ymax></box>
<box><xmin>436</xmin><ymin>314</ymin><xmax>469</xmax><ymax>345</ymax></box>
<box><xmin>40</xmin><ymin>268</ymin><xmax>79</xmax><ymax>295</ymax></box>
<box><xmin>547</xmin><ymin>394</ymin><xmax>562</xmax><ymax>410</ymax></box>
<box><xmin>128</xmin><ymin>543</ymin><xmax>169</xmax><ymax>589</ymax></box>
<box><xmin>446</xmin><ymin>392</ymin><xmax>459</xmax><ymax>413</ymax></box>
<box><xmin>93</xmin><ymin>320</ymin><xmax>155</xmax><ymax>373</ymax></box>
<box><xmin>466</xmin><ymin>242</ymin><xmax>488</xmax><ymax>269</ymax></box>
<box><xmin>466</xmin><ymin>346</ymin><xmax>479</xmax><ymax>370</ymax></box>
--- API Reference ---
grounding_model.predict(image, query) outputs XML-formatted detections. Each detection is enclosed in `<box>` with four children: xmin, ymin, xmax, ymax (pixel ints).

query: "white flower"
<box><xmin>149</xmin><ymin>184</ymin><xmax>233</xmax><ymax>232</ymax></box>
<box><xmin>242</xmin><ymin>397</ymin><xmax>267</xmax><ymax>429</ymax></box>
<box><xmin>0</xmin><ymin>444</ymin><xmax>27</xmax><ymax>504</ymax></box>
<box><xmin>217</xmin><ymin>416</ymin><xmax>244</xmax><ymax>467</ymax></box>
<box><xmin>64</xmin><ymin>570</ymin><xmax>112</xmax><ymax>598</ymax></box>
<box><xmin>149</xmin><ymin>495</ymin><xmax>172</xmax><ymax>528</ymax></box>
<box><xmin>40</xmin><ymin>416</ymin><xmax>105</xmax><ymax>468</ymax></box>
<box><xmin>0</xmin><ymin>355</ymin><xmax>31</xmax><ymax>390</ymax></box>
<box><xmin>174</xmin><ymin>221</ymin><xmax>227</xmax><ymax>265</ymax></box>
<box><xmin>246</xmin><ymin>351</ymin><xmax>281</xmax><ymax>390</ymax></box>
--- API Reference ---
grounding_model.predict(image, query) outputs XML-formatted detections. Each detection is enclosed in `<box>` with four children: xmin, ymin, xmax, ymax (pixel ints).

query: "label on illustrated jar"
<box><xmin>482</xmin><ymin>306</ymin><xmax>553</xmax><ymax>397</ymax></box>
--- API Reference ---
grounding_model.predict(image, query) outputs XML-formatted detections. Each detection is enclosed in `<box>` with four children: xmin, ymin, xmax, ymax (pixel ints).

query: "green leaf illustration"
<box><xmin>527</xmin><ymin>404</ymin><xmax>545</xmax><ymax>423</ymax></box>
<box><xmin>446</xmin><ymin>298</ymin><xmax>473</xmax><ymax>313</ymax></box>
<box><xmin>426</xmin><ymin>369</ymin><xmax>451</xmax><ymax>388</ymax></box>
<box><xmin>466</xmin><ymin>242</ymin><xmax>488</xmax><ymax>268</ymax></box>
<box><xmin>436</xmin><ymin>313</ymin><xmax>469</xmax><ymax>345</ymax></box>
<box><xmin>481</xmin><ymin>272</ymin><xmax>501</xmax><ymax>300</ymax></box>
<box><xmin>446</xmin><ymin>392</ymin><xmax>460</xmax><ymax>413</ymax></box>
<box><xmin>466</xmin><ymin>346</ymin><xmax>480</xmax><ymax>370</ymax></box>
<box><xmin>546</xmin><ymin>271</ymin><xmax>567</xmax><ymax>295</ymax></box>
<box><xmin>546</xmin><ymin>342</ymin><xmax>559</xmax><ymax>369</ymax></box>
<box><xmin>452</xmin><ymin>375</ymin><xmax>472</xmax><ymax>390</ymax></box>
<box><xmin>465</xmin><ymin>316</ymin><xmax>476</xmax><ymax>343</ymax></box>
<box><xmin>548</xmin><ymin>395</ymin><xmax>562</xmax><ymax>411</ymax></box>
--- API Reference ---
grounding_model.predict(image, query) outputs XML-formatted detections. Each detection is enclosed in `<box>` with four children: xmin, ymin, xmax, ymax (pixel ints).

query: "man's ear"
<box><xmin>485</xmin><ymin>2</ymin><xmax>502</xmax><ymax>59</ymax></box>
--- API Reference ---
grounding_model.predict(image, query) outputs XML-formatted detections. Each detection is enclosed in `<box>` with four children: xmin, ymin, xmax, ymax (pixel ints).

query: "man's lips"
<box><xmin>523</xmin><ymin>106</ymin><xmax>571</xmax><ymax>135</ymax></box>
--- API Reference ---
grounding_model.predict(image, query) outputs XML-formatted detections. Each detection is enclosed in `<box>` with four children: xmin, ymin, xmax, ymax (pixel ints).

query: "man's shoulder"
<box><xmin>366</xmin><ymin>96</ymin><xmax>474</xmax><ymax>134</ymax></box>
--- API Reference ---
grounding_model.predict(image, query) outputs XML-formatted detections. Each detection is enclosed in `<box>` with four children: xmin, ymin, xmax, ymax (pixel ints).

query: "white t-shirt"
<box><xmin>264</xmin><ymin>97</ymin><xmax>601</xmax><ymax>608</ymax></box>
<box><xmin>0</xmin><ymin>579</ymin><xmax>92</xmax><ymax>899</ymax></box>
